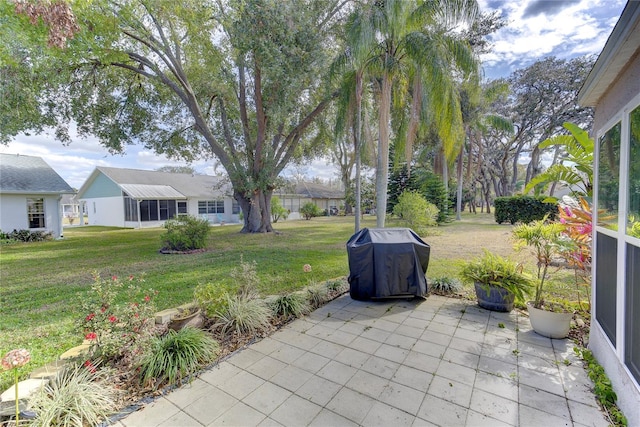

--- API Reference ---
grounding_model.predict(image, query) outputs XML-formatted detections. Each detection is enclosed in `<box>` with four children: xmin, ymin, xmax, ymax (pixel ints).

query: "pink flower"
<box><xmin>1</xmin><ymin>349</ymin><xmax>31</xmax><ymax>370</ymax></box>
<box><xmin>303</xmin><ymin>264</ymin><xmax>312</xmax><ymax>273</ymax></box>
<box><xmin>144</xmin><ymin>295</ymin><xmax>150</xmax><ymax>302</ymax></box>
<box><xmin>111</xmin><ymin>275</ymin><xmax>118</xmax><ymax>281</ymax></box>
<box><xmin>128</xmin><ymin>275</ymin><xmax>134</xmax><ymax>281</ymax></box>
<box><xmin>100</xmin><ymin>307</ymin><xmax>107</xmax><ymax>313</ymax></box>
<box><xmin>85</xmin><ymin>313</ymin><xmax>95</xmax><ymax>322</ymax></box>
<box><xmin>108</xmin><ymin>315</ymin><xmax>117</xmax><ymax>323</ymax></box>
<box><xmin>85</xmin><ymin>332</ymin><xmax>97</xmax><ymax>340</ymax></box>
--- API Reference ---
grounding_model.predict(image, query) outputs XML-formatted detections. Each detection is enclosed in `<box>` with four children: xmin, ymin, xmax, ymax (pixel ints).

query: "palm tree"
<box><xmin>367</xmin><ymin>0</ymin><xmax>479</xmax><ymax>227</ymax></box>
<box><xmin>330</xmin><ymin>7</ymin><xmax>376</xmax><ymax>232</ymax></box>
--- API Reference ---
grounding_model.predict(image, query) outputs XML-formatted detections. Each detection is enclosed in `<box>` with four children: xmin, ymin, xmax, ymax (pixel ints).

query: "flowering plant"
<box><xmin>2</xmin><ymin>348</ymin><xmax>31</xmax><ymax>423</ymax></box>
<box><xmin>79</xmin><ymin>273</ymin><xmax>157</xmax><ymax>362</ymax></box>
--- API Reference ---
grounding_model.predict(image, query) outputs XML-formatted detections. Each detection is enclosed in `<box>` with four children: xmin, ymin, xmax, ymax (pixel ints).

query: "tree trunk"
<box><xmin>354</xmin><ymin>71</ymin><xmax>363</xmax><ymax>233</ymax></box>
<box><xmin>376</xmin><ymin>72</ymin><xmax>392</xmax><ymax>228</ymax></box>
<box><xmin>237</xmin><ymin>189</ymin><xmax>274</xmax><ymax>233</ymax></box>
<box><xmin>456</xmin><ymin>148</ymin><xmax>464</xmax><ymax>221</ymax></box>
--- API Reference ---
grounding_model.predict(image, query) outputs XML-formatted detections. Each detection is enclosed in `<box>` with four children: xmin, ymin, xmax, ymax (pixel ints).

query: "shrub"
<box><xmin>268</xmin><ymin>293</ymin><xmax>310</xmax><ymax>318</ymax></box>
<box><xmin>271</xmin><ymin>196</ymin><xmax>289</xmax><ymax>223</ymax></box>
<box><xmin>430</xmin><ymin>276</ymin><xmax>463</xmax><ymax>295</ymax></box>
<box><xmin>161</xmin><ymin>215</ymin><xmax>210</xmax><ymax>251</ymax></box>
<box><xmin>392</xmin><ymin>190</ymin><xmax>439</xmax><ymax>235</ymax></box>
<box><xmin>79</xmin><ymin>273</ymin><xmax>157</xmax><ymax>362</ymax></box>
<box><xmin>0</xmin><ymin>229</ymin><xmax>53</xmax><ymax>243</ymax></box>
<box><xmin>194</xmin><ymin>282</ymin><xmax>234</xmax><ymax>318</ymax></box>
<box><xmin>300</xmin><ymin>202</ymin><xmax>322</xmax><ymax>220</ymax></box>
<box><xmin>29</xmin><ymin>363</ymin><xmax>116</xmax><ymax>427</ymax></box>
<box><xmin>421</xmin><ymin>172</ymin><xmax>452</xmax><ymax>223</ymax></box>
<box><xmin>214</xmin><ymin>294</ymin><xmax>272</xmax><ymax>336</ymax></box>
<box><xmin>138</xmin><ymin>328</ymin><xmax>220</xmax><ymax>389</ymax></box>
<box><xmin>494</xmin><ymin>196</ymin><xmax>558</xmax><ymax>224</ymax></box>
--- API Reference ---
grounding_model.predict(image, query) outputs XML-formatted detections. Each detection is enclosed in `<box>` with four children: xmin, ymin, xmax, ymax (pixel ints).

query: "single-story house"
<box><xmin>76</xmin><ymin>167</ymin><xmax>238</xmax><ymax>228</ymax></box>
<box><xmin>577</xmin><ymin>1</ymin><xmax>640</xmax><ymax>425</ymax></box>
<box><xmin>0</xmin><ymin>153</ymin><xmax>74</xmax><ymax>238</ymax></box>
<box><xmin>275</xmin><ymin>181</ymin><xmax>345</xmax><ymax>219</ymax></box>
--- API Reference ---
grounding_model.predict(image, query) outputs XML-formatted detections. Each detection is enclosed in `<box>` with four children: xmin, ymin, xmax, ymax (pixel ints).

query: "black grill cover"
<box><xmin>346</xmin><ymin>228</ymin><xmax>430</xmax><ymax>300</ymax></box>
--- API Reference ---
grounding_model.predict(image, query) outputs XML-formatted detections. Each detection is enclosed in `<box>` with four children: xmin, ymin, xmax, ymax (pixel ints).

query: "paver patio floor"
<box><xmin>114</xmin><ymin>294</ymin><xmax>609</xmax><ymax>426</ymax></box>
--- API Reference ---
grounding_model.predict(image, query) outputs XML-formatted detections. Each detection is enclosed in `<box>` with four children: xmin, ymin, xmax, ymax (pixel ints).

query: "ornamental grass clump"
<box><xmin>138</xmin><ymin>328</ymin><xmax>220</xmax><ymax>390</ymax></box>
<box><xmin>214</xmin><ymin>294</ymin><xmax>272</xmax><ymax>336</ymax></box>
<box><xmin>268</xmin><ymin>293</ymin><xmax>310</xmax><ymax>318</ymax></box>
<box><xmin>306</xmin><ymin>285</ymin><xmax>330</xmax><ymax>309</ymax></box>
<box><xmin>29</xmin><ymin>363</ymin><xmax>116</xmax><ymax>427</ymax></box>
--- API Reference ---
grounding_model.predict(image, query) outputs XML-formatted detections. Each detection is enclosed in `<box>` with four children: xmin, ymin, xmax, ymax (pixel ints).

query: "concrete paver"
<box><xmin>116</xmin><ymin>294</ymin><xmax>610</xmax><ymax>426</ymax></box>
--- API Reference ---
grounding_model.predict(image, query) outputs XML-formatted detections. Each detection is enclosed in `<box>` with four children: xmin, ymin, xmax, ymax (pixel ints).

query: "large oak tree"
<box><xmin>2</xmin><ymin>0</ymin><xmax>345</xmax><ymax>232</ymax></box>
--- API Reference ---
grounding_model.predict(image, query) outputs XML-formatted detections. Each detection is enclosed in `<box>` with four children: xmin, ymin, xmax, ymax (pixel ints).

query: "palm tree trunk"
<box><xmin>376</xmin><ymin>72</ymin><xmax>392</xmax><ymax>228</ymax></box>
<box><xmin>456</xmin><ymin>148</ymin><xmax>464</xmax><ymax>220</ymax></box>
<box><xmin>354</xmin><ymin>72</ymin><xmax>363</xmax><ymax>233</ymax></box>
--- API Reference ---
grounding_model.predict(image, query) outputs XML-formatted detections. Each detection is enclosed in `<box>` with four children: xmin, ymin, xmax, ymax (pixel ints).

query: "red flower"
<box><xmin>128</xmin><ymin>275</ymin><xmax>134</xmax><ymax>281</ymax></box>
<box><xmin>111</xmin><ymin>275</ymin><xmax>118</xmax><ymax>281</ymax></box>
<box><xmin>85</xmin><ymin>313</ymin><xmax>95</xmax><ymax>322</ymax></box>
<box><xmin>100</xmin><ymin>307</ymin><xmax>107</xmax><ymax>313</ymax></box>
<box><xmin>85</xmin><ymin>332</ymin><xmax>97</xmax><ymax>340</ymax></box>
<box><xmin>134</xmin><ymin>313</ymin><xmax>139</xmax><ymax>318</ymax></box>
<box><xmin>84</xmin><ymin>360</ymin><xmax>96</xmax><ymax>373</ymax></box>
<box><xmin>108</xmin><ymin>315</ymin><xmax>117</xmax><ymax>323</ymax></box>
<box><xmin>144</xmin><ymin>295</ymin><xmax>150</xmax><ymax>302</ymax></box>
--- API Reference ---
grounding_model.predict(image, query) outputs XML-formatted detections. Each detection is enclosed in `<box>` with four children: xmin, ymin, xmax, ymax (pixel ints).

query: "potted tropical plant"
<box><xmin>513</xmin><ymin>219</ymin><xmax>574</xmax><ymax>338</ymax></box>
<box><xmin>460</xmin><ymin>250</ymin><xmax>532</xmax><ymax>312</ymax></box>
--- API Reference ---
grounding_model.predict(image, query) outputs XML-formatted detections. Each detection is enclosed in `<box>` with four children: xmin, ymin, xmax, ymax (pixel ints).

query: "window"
<box><xmin>198</xmin><ymin>200</ymin><xmax>224</xmax><ymax>214</ymax></box>
<box><xmin>140</xmin><ymin>200</ymin><xmax>159</xmax><ymax>221</ymax></box>
<box><xmin>232</xmin><ymin>200</ymin><xmax>240</xmax><ymax>214</ymax></box>
<box><xmin>177</xmin><ymin>201</ymin><xmax>187</xmax><ymax>215</ymax></box>
<box><xmin>597</xmin><ymin>123</ymin><xmax>621</xmax><ymax>229</ymax></box>
<box><xmin>124</xmin><ymin>194</ymin><xmax>138</xmax><ymax>222</ymax></box>
<box><xmin>627</xmin><ymin>105</ymin><xmax>640</xmax><ymax>238</ymax></box>
<box><xmin>27</xmin><ymin>198</ymin><xmax>45</xmax><ymax>228</ymax></box>
<box><xmin>159</xmin><ymin>200</ymin><xmax>177</xmax><ymax>220</ymax></box>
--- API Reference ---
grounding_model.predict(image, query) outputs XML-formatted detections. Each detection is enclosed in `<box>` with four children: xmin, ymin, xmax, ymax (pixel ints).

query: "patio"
<box><xmin>114</xmin><ymin>294</ymin><xmax>608</xmax><ymax>426</ymax></box>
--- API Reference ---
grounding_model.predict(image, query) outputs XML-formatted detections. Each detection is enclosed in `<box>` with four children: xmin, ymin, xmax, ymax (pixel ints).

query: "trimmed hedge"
<box><xmin>494</xmin><ymin>196</ymin><xmax>558</xmax><ymax>224</ymax></box>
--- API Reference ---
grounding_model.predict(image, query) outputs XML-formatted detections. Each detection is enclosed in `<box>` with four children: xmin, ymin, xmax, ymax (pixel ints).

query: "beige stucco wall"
<box><xmin>593</xmin><ymin>49</ymin><xmax>640</xmax><ymax>131</ymax></box>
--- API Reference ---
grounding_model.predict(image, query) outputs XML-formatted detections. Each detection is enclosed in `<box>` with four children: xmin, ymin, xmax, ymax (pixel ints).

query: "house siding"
<box><xmin>0</xmin><ymin>194</ymin><xmax>64</xmax><ymax>238</ymax></box>
<box><xmin>593</xmin><ymin>50</ymin><xmax>640</xmax><ymax>130</ymax></box>
<box><xmin>82</xmin><ymin>173</ymin><xmax>122</xmax><ymax>199</ymax></box>
<box><xmin>86</xmin><ymin>196</ymin><xmax>125</xmax><ymax>227</ymax></box>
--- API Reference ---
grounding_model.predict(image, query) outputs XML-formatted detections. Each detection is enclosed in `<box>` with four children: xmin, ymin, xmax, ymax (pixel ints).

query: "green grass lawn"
<box><xmin>0</xmin><ymin>213</ymin><xmax>586</xmax><ymax>390</ymax></box>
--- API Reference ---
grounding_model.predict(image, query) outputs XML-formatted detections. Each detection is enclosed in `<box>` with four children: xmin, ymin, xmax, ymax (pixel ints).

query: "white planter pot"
<box><xmin>527</xmin><ymin>302</ymin><xmax>572</xmax><ymax>339</ymax></box>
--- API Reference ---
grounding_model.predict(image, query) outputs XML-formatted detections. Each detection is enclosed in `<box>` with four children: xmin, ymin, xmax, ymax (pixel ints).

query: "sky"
<box><xmin>0</xmin><ymin>0</ymin><xmax>629</xmax><ymax>189</ymax></box>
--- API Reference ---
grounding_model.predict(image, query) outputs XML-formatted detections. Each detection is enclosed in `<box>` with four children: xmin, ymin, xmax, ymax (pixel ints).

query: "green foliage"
<box><xmin>325</xmin><ymin>279</ymin><xmax>348</xmax><ymax>293</ymax></box>
<box><xmin>307</xmin><ymin>285</ymin><xmax>330</xmax><ymax>309</ymax></box>
<box><xmin>161</xmin><ymin>215</ymin><xmax>211</xmax><ymax>251</ymax></box>
<box><xmin>29</xmin><ymin>363</ymin><xmax>116</xmax><ymax>427</ymax></box>
<box><xmin>268</xmin><ymin>293</ymin><xmax>310</xmax><ymax>318</ymax></box>
<box><xmin>494</xmin><ymin>196</ymin><xmax>558</xmax><ymax>224</ymax></box>
<box><xmin>138</xmin><ymin>328</ymin><xmax>220</xmax><ymax>389</ymax></box>
<box><xmin>300</xmin><ymin>202</ymin><xmax>322</xmax><ymax>220</ymax></box>
<box><xmin>430</xmin><ymin>276</ymin><xmax>463</xmax><ymax>295</ymax></box>
<box><xmin>628</xmin><ymin>218</ymin><xmax>640</xmax><ymax>238</ymax></box>
<box><xmin>214</xmin><ymin>294</ymin><xmax>272</xmax><ymax>336</ymax></box>
<box><xmin>392</xmin><ymin>190</ymin><xmax>439</xmax><ymax>235</ymax></box>
<box><xmin>420</xmin><ymin>172</ymin><xmax>452</xmax><ymax>223</ymax></box>
<box><xmin>78</xmin><ymin>273</ymin><xmax>157</xmax><ymax>362</ymax></box>
<box><xmin>387</xmin><ymin>166</ymin><xmax>418</xmax><ymax>213</ymax></box>
<box><xmin>513</xmin><ymin>220</ymin><xmax>571</xmax><ymax>308</ymax></box>
<box><xmin>459</xmin><ymin>250</ymin><xmax>533</xmax><ymax>305</ymax></box>
<box><xmin>575</xmin><ymin>348</ymin><xmax>628</xmax><ymax>426</ymax></box>
<box><xmin>270</xmin><ymin>196</ymin><xmax>289</xmax><ymax>223</ymax></box>
<box><xmin>0</xmin><ymin>229</ymin><xmax>53</xmax><ymax>243</ymax></box>
<box><xmin>194</xmin><ymin>282</ymin><xmax>234</xmax><ymax>318</ymax></box>
<box><xmin>524</xmin><ymin>122</ymin><xmax>594</xmax><ymax>199</ymax></box>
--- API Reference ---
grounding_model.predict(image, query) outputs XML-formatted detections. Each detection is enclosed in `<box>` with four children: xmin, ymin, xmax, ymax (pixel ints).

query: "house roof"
<box><xmin>0</xmin><ymin>153</ymin><xmax>74</xmax><ymax>195</ymax></box>
<box><xmin>578</xmin><ymin>1</ymin><xmax>640</xmax><ymax>106</ymax></box>
<box><xmin>77</xmin><ymin>166</ymin><xmax>229</xmax><ymax>200</ymax></box>
<box><xmin>295</xmin><ymin>182</ymin><xmax>344</xmax><ymax>199</ymax></box>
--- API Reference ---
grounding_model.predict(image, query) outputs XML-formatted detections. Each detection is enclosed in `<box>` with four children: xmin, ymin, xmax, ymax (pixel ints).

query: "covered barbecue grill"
<box><xmin>346</xmin><ymin>228</ymin><xmax>430</xmax><ymax>300</ymax></box>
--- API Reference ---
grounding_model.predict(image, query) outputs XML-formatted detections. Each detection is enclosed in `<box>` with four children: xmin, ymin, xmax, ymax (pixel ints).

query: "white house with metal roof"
<box><xmin>76</xmin><ymin>167</ymin><xmax>238</xmax><ymax>228</ymax></box>
<box><xmin>578</xmin><ymin>1</ymin><xmax>640</xmax><ymax>425</ymax></box>
<box><xmin>0</xmin><ymin>153</ymin><xmax>75</xmax><ymax>238</ymax></box>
